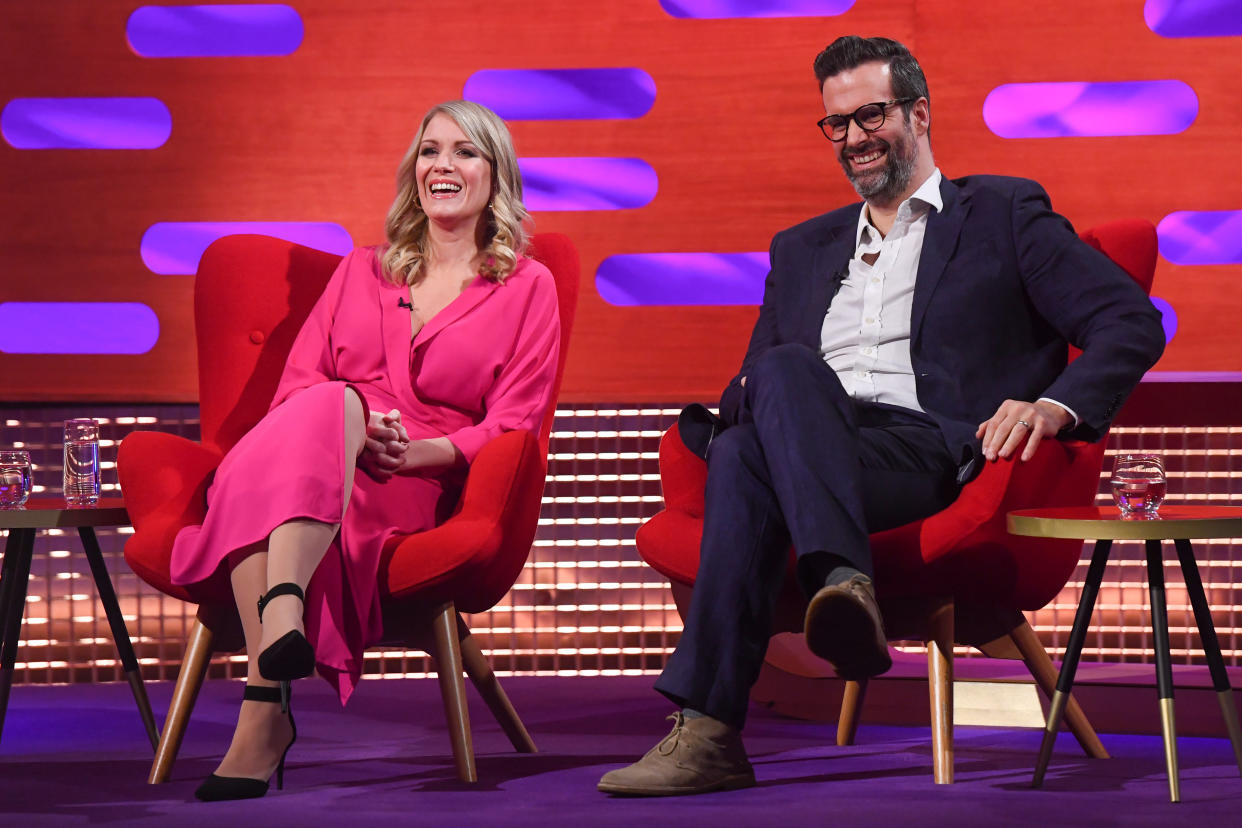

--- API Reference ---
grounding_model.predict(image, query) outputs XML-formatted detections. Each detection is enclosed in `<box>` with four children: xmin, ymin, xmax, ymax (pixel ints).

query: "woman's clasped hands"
<box><xmin>360</xmin><ymin>409</ymin><xmax>409</xmax><ymax>481</ymax></box>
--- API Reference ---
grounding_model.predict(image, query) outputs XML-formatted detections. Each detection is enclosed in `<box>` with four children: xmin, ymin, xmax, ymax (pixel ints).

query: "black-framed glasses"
<box><xmin>817</xmin><ymin>98</ymin><xmax>917</xmax><ymax>142</ymax></box>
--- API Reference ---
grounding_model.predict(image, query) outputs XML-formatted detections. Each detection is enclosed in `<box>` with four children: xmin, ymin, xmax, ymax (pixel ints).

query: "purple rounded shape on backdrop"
<box><xmin>1149</xmin><ymin>297</ymin><xmax>1179</xmax><ymax>344</ymax></box>
<box><xmin>1156</xmin><ymin>210</ymin><xmax>1242</xmax><ymax>265</ymax></box>
<box><xmin>596</xmin><ymin>252</ymin><xmax>768</xmax><ymax>306</ymax></box>
<box><xmin>520</xmin><ymin>158</ymin><xmax>658</xmax><ymax>211</ymax></box>
<box><xmin>1</xmin><ymin>98</ymin><xmax>171</xmax><ymax>150</ymax></box>
<box><xmin>1145</xmin><ymin>0</ymin><xmax>1242</xmax><ymax>38</ymax></box>
<box><xmin>982</xmin><ymin>80</ymin><xmax>1198</xmax><ymax>138</ymax></box>
<box><xmin>660</xmin><ymin>0</ymin><xmax>855</xmax><ymax>17</ymax></box>
<box><xmin>141</xmin><ymin>222</ymin><xmax>353</xmax><ymax>275</ymax></box>
<box><xmin>0</xmin><ymin>302</ymin><xmax>159</xmax><ymax>354</ymax></box>
<box><xmin>127</xmin><ymin>4</ymin><xmax>303</xmax><ymax>57</ymax></box>
<box><xmin>464</xmin><ymin>69</ymin><xmax>655</xmax><ymax>120</ymax></box>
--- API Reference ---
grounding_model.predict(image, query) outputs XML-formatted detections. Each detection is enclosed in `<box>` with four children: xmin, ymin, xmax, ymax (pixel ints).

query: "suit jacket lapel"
<box><xmin>804</xmin><ymin>210</ymin><xmax>858</xmax><ymax>345</ymax></box>
<box><xmin>911</xmin><ymin>176</ymin><xmax>968</xmax><ymax>344</ymax></box>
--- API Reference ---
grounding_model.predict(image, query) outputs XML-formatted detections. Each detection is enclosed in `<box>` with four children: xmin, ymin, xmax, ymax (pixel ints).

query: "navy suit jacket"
<box><xmin>711</xmin><ymin>174</ymin><xmax>1166</xmax><ymax>484</ymax></box>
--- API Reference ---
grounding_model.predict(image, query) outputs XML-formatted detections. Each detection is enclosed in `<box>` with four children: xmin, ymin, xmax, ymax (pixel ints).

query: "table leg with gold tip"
<box><xmin>0</xmin><ymin>528</ymin><xmax>35</xmax><ymax>745</ymax></box>
<box><xmin>1174</xmin><ymin>538</ymin><xmax>1242</xmax><ymax>778</ymax></box>
<box><xmin>1145</xmin><ymin>539</ymin><xmax>1180</xmax><ymax>803</ymax></box>
<box><xmin>77</xmin><ymin>527</ymin><xmax>159</xmax><ymax>751</ymax></box>
<box><xmin>1033</xmin><ymin>538</ymin><xmax>1112</xmax><ymax>787</ymax></box>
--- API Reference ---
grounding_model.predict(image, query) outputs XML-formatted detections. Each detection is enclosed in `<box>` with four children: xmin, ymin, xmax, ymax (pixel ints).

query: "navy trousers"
<box><xmin>654</xmin><ymin>344</ymin><xmax>962</xmax><ymax>728</ymax></box>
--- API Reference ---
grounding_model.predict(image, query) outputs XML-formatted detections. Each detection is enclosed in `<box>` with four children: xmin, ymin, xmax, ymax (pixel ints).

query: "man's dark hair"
<box><xmin>813</xmin><ymin>36</ymin><xmax>929</xmax><ymax>119</ymax></box>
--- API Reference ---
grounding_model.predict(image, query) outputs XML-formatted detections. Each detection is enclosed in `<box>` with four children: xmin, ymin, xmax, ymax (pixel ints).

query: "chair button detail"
<box><xmin>249</xmin><ymin>330</ymin><xmax>266</xmax><ymax>345</ymax></box>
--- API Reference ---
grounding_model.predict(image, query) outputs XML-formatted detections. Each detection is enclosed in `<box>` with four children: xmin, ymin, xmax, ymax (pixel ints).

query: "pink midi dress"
<box><xmin>169</xmin><ymin>246</ymin><xmax>560</xmax><ymax>703</ymax></box>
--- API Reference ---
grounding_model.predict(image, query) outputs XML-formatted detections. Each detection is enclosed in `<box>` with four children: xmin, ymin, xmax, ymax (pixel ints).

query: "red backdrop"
<box><xmin>1</xmin><ymin>0</ymin><xmax>1238</xmax><ymax>402</ymax></box>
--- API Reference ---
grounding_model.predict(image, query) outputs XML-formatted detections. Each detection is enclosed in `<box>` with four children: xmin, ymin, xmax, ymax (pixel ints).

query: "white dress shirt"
<box><xmin>819</xmin><ymin>168</ymin><xmax>1079</xmax><ymax>424</ymax></box>
<box><xmin>820</xmin><ymin>169</ymin><xmax>943</xmax><ymax>412</ymax></box>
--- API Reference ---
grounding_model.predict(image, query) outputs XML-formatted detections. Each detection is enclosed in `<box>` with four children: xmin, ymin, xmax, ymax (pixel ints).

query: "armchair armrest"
<box><xmin>658</xmin><ymin>423</ymin><xmax>708</xmax><ymax>518</ymax></box>
<box><xmin>381</xmin><ymin>429</ymin><xmax>544</xmax><ymax>613</ymax></box>
<box><xmin>118</xmin><ymin>431</ymin><xmax>222</xmax><ymax>532</ymax></box>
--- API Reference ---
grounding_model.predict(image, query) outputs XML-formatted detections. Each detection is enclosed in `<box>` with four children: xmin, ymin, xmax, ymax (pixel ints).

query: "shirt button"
<box><xmin>864</xmin><ymin>317</ymin><xmax>875</xmax><ymax>324</ymax></box>
<box><xmin>870</xmin><ymin>278</ymin><xmax>880</xmax><ymax>284</ymax></box>
<box><xmin>863</xmin><ymin>347</ymin><xmax>874</xmax><ymax>355</ymax></box>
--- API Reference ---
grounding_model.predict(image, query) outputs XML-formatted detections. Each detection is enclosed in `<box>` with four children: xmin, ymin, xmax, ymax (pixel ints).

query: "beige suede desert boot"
<box><xmin>597</xmin><ymin>712</ymin><xmax>756</xmax><ymax>796</ymax></box>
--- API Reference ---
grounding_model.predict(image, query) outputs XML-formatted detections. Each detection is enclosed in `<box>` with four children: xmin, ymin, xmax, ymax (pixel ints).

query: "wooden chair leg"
<box><xmin>927</xmin><ymin>600</ymin><xmax>954</xmax><ymax>784</ymax></box>
<box><xmin>837</xmin><ymin>679</ymin><xmax>867</xmax><ymax>746</ymax></box>
<box><xmin>458</xmin><ymin>618</ymin><xmax>536</xmax><ymax>753</ymax></box>
<box><xmin>1008</xmin><ymin>617</ymin><xmax>1108</xmax><ymax>759</ymax></box>
<box><xmin>430</xmin><ymin>602</ymin><xmax>476</xmax><ymax>783</ymax></box>
<box><xmin>148</xmin><ymin>618</ymin><xmax>213</xmax><ymax>784</ymax></box>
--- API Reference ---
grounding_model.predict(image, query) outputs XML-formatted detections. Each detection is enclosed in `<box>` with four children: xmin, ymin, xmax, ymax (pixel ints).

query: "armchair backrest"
<box><xmin>193</xmin><ymin>234</ymin><xmax>579</xmax><ymax>458</ymax></box>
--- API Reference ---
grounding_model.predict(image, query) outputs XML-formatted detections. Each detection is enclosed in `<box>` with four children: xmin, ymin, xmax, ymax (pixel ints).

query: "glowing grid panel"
<box><xmin>520</xmin><ymin>158</ymin><xmax>658</xmax><ymax>211</ymax></box>
<box><xmin>464</xmin><ymin>69</ymin><xmax>656</xmax><ymax>120</ymax></box>
<box><xmin>126</xmin><ymin>4</ymin><xmax>304</xmax><ymax>57</ymax></box>
<box><xmin>1145</xmin><ymin>0</ymin><xmax>1242</xmax><ymax>37</ymax></box>
<box><xmin>140</xmin><ymin>222</ymin><xmax>353</xmax><ymax>275</ymax></box>
<box><xmin>4</xmin><ymin>408</ymin><xmax>1242</xmax><ymax>684</ymax></box>
<box><xmin>1157</xmin><ymin>210</ymin><xmax>1242</xmax><ymax>265</ymax></box>
<box><xmin>596</xmin><ymin>252</ymin><xmax>767</xmax><ymax>306</ymax></box>
<box><xmin>1</xmin><ymin>98</ymin><xmax>171</xmax><ymax>150</ymax></box>
<box><xmin>982</xmin><ymin>81</ymin><xmax>1198</xmax><ymax>138</ymax></box>
<box><xmin>0</xmin><ymin>303</ymin><xmax>159</xmax><ymax>354</ymax></box>
<box><xmin>660</xmin><ymin>0</ymin><xmax>855</xmax><ymax>16</ymax></box>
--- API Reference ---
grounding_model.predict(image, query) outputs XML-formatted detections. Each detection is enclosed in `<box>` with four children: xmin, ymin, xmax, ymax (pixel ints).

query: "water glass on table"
<box><xmin>64</xmin><ymin>418</ymin><xmax>101</xmax><ymax>507</ymax></box>
<box><xmin>0</xmin><ymin>450</ymin><xmax>32</xmax><ymax>508</ymax></box>
<box><xmin>1111</xmin><ymin>453</ymin><xmax>1166</xmax><ymax>515</ymax></box>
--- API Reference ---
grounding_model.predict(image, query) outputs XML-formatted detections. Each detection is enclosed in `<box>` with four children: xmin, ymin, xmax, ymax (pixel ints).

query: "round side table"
<box><xmin>0</xmin><ymin>497</ymin><xmax>157</xmax><ymax>751</ymax></box>
<box><xmin>1008</xmin><ymin>505</ymin><xmax>1242</xmax><ymax>803</ymax></box>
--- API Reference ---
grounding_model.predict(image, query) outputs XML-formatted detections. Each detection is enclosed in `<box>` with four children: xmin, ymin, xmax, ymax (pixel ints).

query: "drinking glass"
<box><xmin>0</xmin><ymin>450</ymin><xmax>32</xmax><ymax>508</ymax></box>
<box><xmin>64</xmin><ymin>418</ymin><xmax>100</xmax><ymax>507</ymax></box>
<box><xmin>1111</xmin><ymin>454</ymin><xmax>1166</xmax><ymax>515</ymax></box>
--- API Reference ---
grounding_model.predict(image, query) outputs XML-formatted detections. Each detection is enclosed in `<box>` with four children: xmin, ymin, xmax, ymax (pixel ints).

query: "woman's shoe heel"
<box><xmin>257</xmin><ymin>583</ymin><xmax>316</xmax><ymax>683</ymax></box>
<box><xmin>194</xmin><ymin>684</ymin><xmax>297</xmax><ymax>801</ymax></box>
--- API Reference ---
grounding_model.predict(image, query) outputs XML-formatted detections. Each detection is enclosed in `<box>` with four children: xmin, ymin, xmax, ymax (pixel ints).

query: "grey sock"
<box><xmin>681</xmin><ymin>707</ymin><xmax>706</xmax><ymax>720</ymax></box>
<box><xmin>826</xmin><ymin>565</ymin><xmax>868</xmax><ymax>587</ymax></box>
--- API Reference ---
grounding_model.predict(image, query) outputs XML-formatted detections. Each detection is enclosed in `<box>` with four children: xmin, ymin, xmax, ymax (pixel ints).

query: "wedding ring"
<box><xmin>1016</xmin><ymin>420</ymin><xmax>1032</xmax><ymax>429</ymax></box>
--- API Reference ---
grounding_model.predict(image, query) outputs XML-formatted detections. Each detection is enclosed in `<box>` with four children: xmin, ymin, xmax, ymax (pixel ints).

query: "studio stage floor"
<box><xmin>3</xmin><ymin>674</ymin><xmax>1241</xmax><ymax>826</ymax></box>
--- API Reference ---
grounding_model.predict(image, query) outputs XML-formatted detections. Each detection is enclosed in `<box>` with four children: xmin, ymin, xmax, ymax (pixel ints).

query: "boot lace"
<box><xmin>657</xmin><ymin>712</ymin><xmax>685</xmax><ymax>756</ymax></box>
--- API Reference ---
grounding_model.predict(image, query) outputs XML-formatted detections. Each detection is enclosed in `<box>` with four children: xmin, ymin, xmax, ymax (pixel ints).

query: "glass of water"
<box><xmin>0</xmin><ymin>450</ymin><xmax>32</xmax><ymax>508</ymax></box>
<box><xmin>1111</xmin><ymin>453</ymin><xmax>1166</xmax><ymax>515</ymax></box>
<box><xmin>64</xmin><ymin>418</ymin><xmax>101</xmax><ymax>507</ymax></box>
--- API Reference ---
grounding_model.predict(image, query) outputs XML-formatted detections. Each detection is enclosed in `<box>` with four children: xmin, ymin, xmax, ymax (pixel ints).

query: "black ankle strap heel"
<box><xmin>257</xmin><ymin>582</ymin><xmax>305</xmax><ymax>619</ymax></box>
<box><xmin>257</xmin><ymin>582</ymin><xmax>316</xmax><ymax>690</ymax></box>
<box><xmin>194</xmin><ymin>683</ymin><xmax>297</xmax><ymax>801</ymax></box>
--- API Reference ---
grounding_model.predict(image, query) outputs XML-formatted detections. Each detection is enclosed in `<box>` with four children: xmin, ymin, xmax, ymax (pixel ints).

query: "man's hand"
<box><xmin>976</xmin><ymin>399</ymin><xmax>1073</xmax><ymax>462</ymax></box>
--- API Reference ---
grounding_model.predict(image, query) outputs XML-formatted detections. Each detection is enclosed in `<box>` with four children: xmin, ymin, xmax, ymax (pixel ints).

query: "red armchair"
<box><xmin>118</xmin><ymin>232</ymin><xmax>578</xmax><ymax>784</ymax></box>
<box><xmin>635</xmin><ymin>219</ymin><xmax>1158</xmax><ymax>783</ymax></box>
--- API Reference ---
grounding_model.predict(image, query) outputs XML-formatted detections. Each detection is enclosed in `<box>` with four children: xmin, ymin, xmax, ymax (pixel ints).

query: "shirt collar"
<box><xmin>854</xmin><ymin>167</ymin><xmax>944</xmax><ymax>249</ymax></box>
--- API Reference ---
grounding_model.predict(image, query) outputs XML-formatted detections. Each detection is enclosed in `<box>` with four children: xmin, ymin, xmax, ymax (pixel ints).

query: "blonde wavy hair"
<box><xmin>383</xmin><ymin>100</ymin><xmax>529</xmax><ymax>285</ymax></box>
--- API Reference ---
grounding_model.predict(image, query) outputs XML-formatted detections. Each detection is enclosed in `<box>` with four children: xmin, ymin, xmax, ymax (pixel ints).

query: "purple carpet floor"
<box><xmin>2</xmin><ymin>675</ymin><xmax>1241</xmax><ymax>825</ymax></box>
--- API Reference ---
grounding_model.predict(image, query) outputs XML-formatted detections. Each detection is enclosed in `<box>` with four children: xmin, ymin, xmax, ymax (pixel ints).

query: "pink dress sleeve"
<box><xmin>444</xmin><ymin>264</ymin><xmax>561</xmax><ymax>463</ymax></box>
<box><xmin>269</xmin><ymin>249</ymin><xmax>371</xmax><ymax>417</ymax></box>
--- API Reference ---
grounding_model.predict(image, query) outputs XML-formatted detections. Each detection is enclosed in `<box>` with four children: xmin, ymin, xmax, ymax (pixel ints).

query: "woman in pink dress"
<box><xmin>174</xmin><ymin>100</ymin><xmax>561</xmax><ymax>801</ymax></box>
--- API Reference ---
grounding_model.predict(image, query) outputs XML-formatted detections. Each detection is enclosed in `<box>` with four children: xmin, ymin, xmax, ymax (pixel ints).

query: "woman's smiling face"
<box><xmin>415</xmin><ymin>113</ymin><xmax>493</xmax><ymax>233</ymax></box>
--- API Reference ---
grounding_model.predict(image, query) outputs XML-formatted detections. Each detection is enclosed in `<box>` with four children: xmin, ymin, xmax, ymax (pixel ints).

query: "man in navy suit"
<box><xmin>599</xmin><ymin>36</ymin><xmax>1165</xmax><ymax>796</ymax></box>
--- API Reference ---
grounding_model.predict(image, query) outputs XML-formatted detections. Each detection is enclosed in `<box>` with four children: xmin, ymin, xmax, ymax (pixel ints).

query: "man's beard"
<box><xmin>839</xmin><ymin>120</ymin><xmax>918</xmax><ymax>206</ymax></box>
